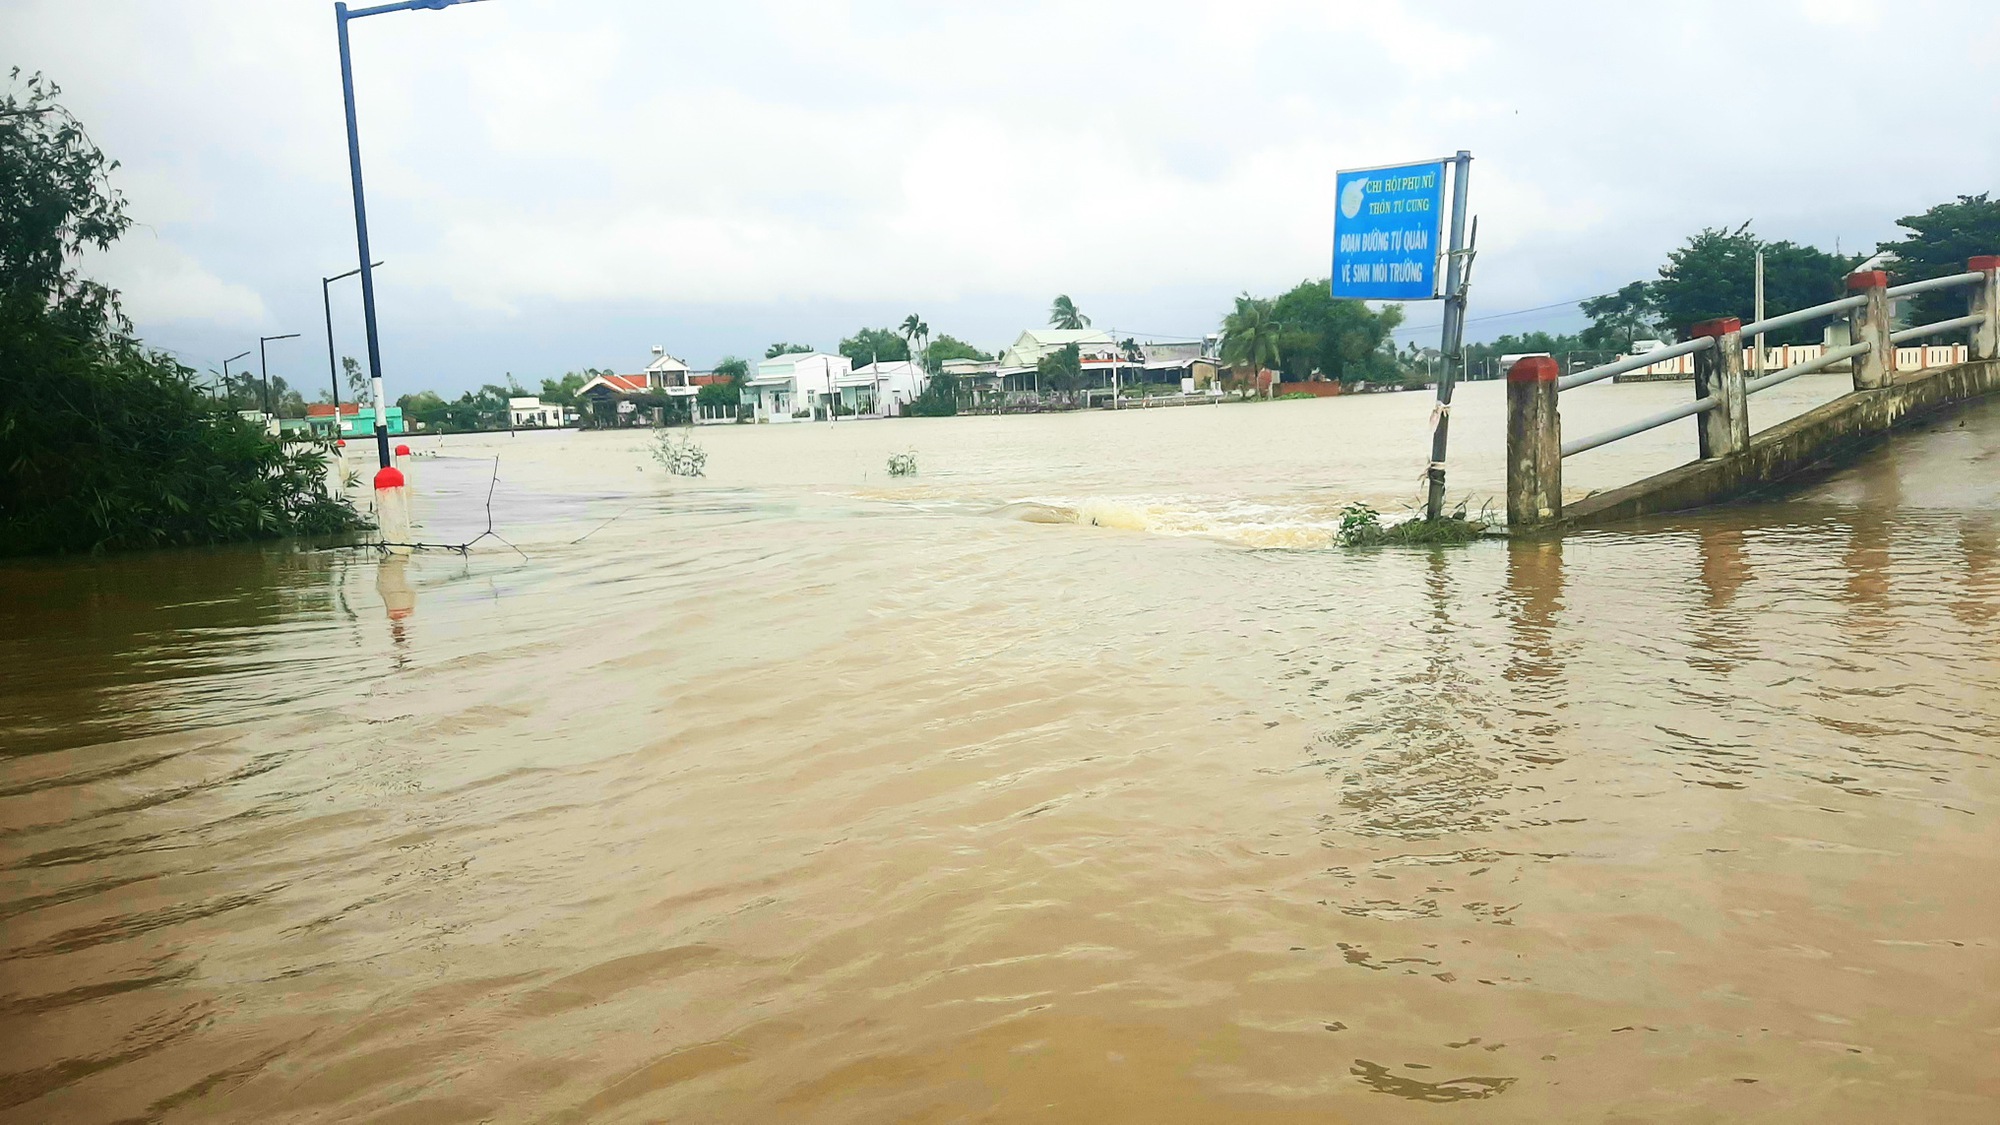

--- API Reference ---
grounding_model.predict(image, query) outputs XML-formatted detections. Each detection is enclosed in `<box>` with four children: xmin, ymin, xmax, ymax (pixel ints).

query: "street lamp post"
<box><xmin>258</xmin><ymin>334</ymin><xmax>302</xmax><ymax>419</ymax></box>
<box><xmin>323</xmin><ymin>260</ymin><xmax>383</xmax><ymax>439</ymax></box>
<box><xmin>221</xmin><ymin>349</ymin><xmax>252</xmax><ymax>405</ymax></box>
<box><xmin>334</xmin><ymin>0</ymin><xmax>486</xmax><ymax>469</ymax></box>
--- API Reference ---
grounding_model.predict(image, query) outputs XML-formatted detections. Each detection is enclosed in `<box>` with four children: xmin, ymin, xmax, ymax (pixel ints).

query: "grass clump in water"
<box><xmin>1336</xmin><ymin>502</ymin><xmax>1489</xmax><ymax>548</ymax></box>
<box><xmin>887</xmin><ymin>451</ymin><xmax>918</xmax><ymax>477</ymax></box>
<box><xmin>651</xmin><ymin>431</ymin><xmax>707</xmax><ymax>477</ymax></box>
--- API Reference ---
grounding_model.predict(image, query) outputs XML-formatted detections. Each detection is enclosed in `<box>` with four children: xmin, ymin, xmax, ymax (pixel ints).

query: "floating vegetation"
<box><xmin>887</xmin><ymin>451</ymin><xmax>919</xmax><ymax>477</ymax></box>
<box><xmin>651</xmin><ymin>431</ymin><xmax>708</xmax><ymax>477</ymax></box>
<box><xmin>1336</xmin><ymin>501</ymin><xmax>1490</xmax><ymax>548</ymax></box>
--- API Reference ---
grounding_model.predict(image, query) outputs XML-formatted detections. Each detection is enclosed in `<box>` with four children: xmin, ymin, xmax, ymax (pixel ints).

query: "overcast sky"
<box><xmin>8</xmin><ymin>0</ymin><xmax>1997</xmax><ymax>396</ymax></box>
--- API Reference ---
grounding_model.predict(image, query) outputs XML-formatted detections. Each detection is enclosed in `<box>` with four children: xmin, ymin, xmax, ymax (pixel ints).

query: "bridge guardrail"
<box><xmin>1507</xmin><ymin>255</ymin><xmax>1999</xmax><ymax>529</ymax></box>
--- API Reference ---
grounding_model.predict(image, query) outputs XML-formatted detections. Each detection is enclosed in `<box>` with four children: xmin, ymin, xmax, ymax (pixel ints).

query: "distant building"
<box><xmin>507</xmin><ymin>396</ymin><xmax>564</xmax><ymax>427</ymax></box>
<box><xmin>940</xmin><ymin>357</ymin><xmax>1004</xmax><ymax>400</ymax></box>
<box><xmin>748</xmin><ymin>352</ymin><xmax>850</xmax><ymax>422</ymax></box>
<box><xmin>1139</xmin><ymin>342</ymin><xmax>1221</xmax><ymax>390</ymax></box>
<box><xmin>841</xmin><ymin>360</ymin><xmax>927</xmax><ymax>417</ymax></box>
<box><xmin>997</xmin><ymin>328</ymin><xmax>1120</xmax><ymax>394</ymax></box>
<box><xmin>304</xmin><ymin>402</ymin><xmax>404</xmax><ymax>437</ymax></box>
<box><xmin>998</xmin><ymin>328</ymin><xmax>1118</xmax><ymax>368</ymax></box>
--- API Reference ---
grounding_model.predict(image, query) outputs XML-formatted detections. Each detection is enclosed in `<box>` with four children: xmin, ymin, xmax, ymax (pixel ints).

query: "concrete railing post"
<box><xmin>1689</xmin><ymin>317</ymin><xmax>1748</xmax><ymax>459</ymax></box>
<box><xmin>1506</xmin><ymin>356</ymin><xmax>1562</xmax><ymax>529</ymax></box>
<box><xmin>1847</xmin><ymin>270</ymin><xmax>1893</xmax><ymax>390</ymax></box>
<box><xmin>1971</xmin><ymin>255</ymin><xmax>2000</xmax><ymax>361</ymax></box>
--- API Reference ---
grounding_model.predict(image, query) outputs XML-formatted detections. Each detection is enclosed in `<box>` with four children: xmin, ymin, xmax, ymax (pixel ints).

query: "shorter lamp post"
<box><xmin>221</xmin><ymin>349</ymin><xmax>252</xmax><ymax>404</ymax></box>
<box><xmin>259</xmin><ymin>333</ymin><xmax>301</xmax><ymax>419</ymax></box>
<box><xmin>323</xmin><ymin>260</ymin><xmax>383</xmax><ymax>438</ymax></box>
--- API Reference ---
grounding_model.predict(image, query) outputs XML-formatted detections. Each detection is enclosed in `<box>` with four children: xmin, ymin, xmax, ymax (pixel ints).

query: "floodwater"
<box><xmin>4</xmin><ymin>374</ymin><xmax>1998</xmax><ymax>1122</ymax></box>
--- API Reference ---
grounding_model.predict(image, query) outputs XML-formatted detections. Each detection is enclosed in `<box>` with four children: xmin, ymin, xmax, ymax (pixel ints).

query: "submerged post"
<box><xmin>1690</xmin><ymin>317</ymin><xmax>1747</xmax><ymax>459</ymax></box>
<box><xmin>1505</xmin><ymin>356</ymin><xmax>1562</xmax><ymax>530</ymax></box>
<box><xmin>1971</xmin><ymin>255</ymin><xmax>1999</xmax><ymax>361</ymax></box>
<box><xmin>1848</xmin><ymin>270</ymin><xmax>1893</xmax><ymax>390</ymax></box>
<box><xmin>1425</xmin><ymin>150</ymin><xmax>1474</xmax><ymax>521</ymax></box>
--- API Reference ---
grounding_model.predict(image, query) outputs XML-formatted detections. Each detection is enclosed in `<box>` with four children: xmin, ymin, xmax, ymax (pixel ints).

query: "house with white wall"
<box><xmin>997</xmin><ymin>328</ymin><xmax>1120</xmax><ymax>393</ymax></box>
<box><xmin>507</xmin><ymin>396</ymin><xmax>565</xmax><ymax>427</ymax></box>
<box><xmin>841</xmin><ymin>360</ymin><xmax>926</xmax><ymax>417</ymax></box>
<box><xmin>748</xmin><ymin>352</ymin><xmax>850</xmax><ymax>422</ymax></box>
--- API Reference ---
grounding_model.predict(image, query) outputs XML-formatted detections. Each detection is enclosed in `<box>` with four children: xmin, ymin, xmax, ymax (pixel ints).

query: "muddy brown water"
<box><xmin>3</xmin><ymin>378</ymin><xmax>1998</xmax><ymax>1122</ymax></box>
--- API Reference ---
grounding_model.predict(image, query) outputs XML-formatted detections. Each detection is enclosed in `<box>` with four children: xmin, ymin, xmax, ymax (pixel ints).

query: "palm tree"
<box><xmin>1049</xmin><ymin>295</ymin><xmax>1089</xmax><ymax>330</ymax></box>
<box><xmin>1220</xmin><ymin>294</ymin><xmax>1282</xmax><ymax>398</ymax></box>
<box><xmin>900</xmin><ymin>314</ymin><xmax>933</xmax><ymax>374</ymax></box>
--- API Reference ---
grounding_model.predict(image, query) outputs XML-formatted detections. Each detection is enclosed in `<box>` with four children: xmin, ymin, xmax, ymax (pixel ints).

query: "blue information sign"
<box><xmin>1331</xmin><ymin>160</ymin><xmax>1446</xmax><ymax>300</ymax></box>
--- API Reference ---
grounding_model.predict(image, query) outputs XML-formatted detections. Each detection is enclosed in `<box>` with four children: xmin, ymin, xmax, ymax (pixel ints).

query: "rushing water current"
<box><xmin>4</xmin><ymin>376</ymin><xmax>1999</xmax><ymax>1122</ymax></box>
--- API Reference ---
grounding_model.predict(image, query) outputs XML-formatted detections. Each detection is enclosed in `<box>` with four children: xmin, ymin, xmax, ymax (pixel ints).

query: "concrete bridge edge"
<box><xmin>1542</xmin><ymin>359</ymin><xmax>2000</xmax><ymax>532</ymax></box>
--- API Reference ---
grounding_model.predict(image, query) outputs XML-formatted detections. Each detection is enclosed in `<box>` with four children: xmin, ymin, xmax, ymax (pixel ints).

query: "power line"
<box><xmin>1390</xmin><ymin>289</ymin><xmax>1623</xmax><ymax>338</ymax></box>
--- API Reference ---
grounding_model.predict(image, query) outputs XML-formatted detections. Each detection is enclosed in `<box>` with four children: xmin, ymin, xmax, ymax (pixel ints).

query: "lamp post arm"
<box><xmin>344</xmin><ymin>0</ymin><xmax>470</xmax><ymax>19</ymax></box>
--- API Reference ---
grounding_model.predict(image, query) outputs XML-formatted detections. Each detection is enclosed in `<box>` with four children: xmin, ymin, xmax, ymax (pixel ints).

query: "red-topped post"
<box><xmin>1689</xmin><ymin>317</ymin><xmax>1748</xmax><ymax>459</ymax></box>
<box><xmin>1970</xmin><ymin>255</ymin><xmax>1999</xmax><ymax>362</ymax></box>
<box><xmin>1847</xmin><ymin>270</ymin><xmax>1893</xmax><ymax>390</ymax></box>
<box><xmin>1506</xmin><ymin>356</ymin><xmax>1562</xmax><ymax>530</ymax></box>
<box><xmin>374</xmin><ymin>464</ymin><xmax>411</xmax><ymax>555</ymax></box>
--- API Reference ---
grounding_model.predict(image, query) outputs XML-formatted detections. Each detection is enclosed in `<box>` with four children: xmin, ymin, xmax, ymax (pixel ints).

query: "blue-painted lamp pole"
<box><xmin>334</xmin><ymin>0</ymin><xmax>485</xmax><ymax>468</ymax></box>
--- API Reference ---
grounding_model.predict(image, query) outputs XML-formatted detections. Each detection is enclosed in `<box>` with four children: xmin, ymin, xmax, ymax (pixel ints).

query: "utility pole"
<box><xmin>1424</xmin><ymin>151</ymin><xmax>1474</xmax><ymax>522</ymax></box>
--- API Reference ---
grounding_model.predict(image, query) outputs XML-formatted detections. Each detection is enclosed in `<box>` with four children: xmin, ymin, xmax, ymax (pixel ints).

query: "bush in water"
<box><xmin>651</xmin><ymin>430</ymin><xmax>707</xmax><ymax>477</ymax></box>
<box><xmin>887</xmin><ymin>451</ymin><xmax>918</xmax><ymax>477</ymax></box>
<box><xmin>1336</xmin><ymin>501</ymin><xmax>1488</xmax><ymax>548</ymax></box>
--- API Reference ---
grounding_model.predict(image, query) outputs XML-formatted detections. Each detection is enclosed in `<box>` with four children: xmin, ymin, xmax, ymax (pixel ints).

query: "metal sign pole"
<box><xmin>1424</xmin><ymin>150</ymin><xmax>1473</xmax><ymax>521</ymax></box>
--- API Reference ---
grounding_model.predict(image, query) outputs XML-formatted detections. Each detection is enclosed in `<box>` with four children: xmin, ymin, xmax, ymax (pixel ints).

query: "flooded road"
<box><xmin>4</xmin><ymin>377</ymin><xmax>1998</xmax><ymax>1122</ymax></box>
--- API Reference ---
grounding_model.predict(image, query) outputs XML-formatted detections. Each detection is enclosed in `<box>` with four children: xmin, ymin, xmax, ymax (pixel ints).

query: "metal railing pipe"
<box><xmin>1884</xmin><ymin>271</ymin><xmax>1981</xmax><ymax>299</ymax></box>
<box><xmin>1888</xmin><ymin>313</ymin><xmax>1986</xmax><ymax>344</ymax></box>
<box><xmin>1744</xmin><ymin>341</ymin><xmax>1871</xmax><ymax>395</ymax></box>
<box><xmin>1562</xmin><ymin>393</ymin><xmax>1721</xmax><ymax>457</ymax></box>
<box><xmin>1558</xmin><ymin>335</ymin><xmax>1714</xmax><ymax>392</ymax></box>
<box><xmin>1737</xmin><ymin>293</ymin><xmax>1866</xmax><ymax>341</ymax></box>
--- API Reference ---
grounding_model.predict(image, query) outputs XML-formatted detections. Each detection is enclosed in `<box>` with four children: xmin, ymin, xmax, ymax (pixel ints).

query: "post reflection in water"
<box><xmin>1954</xmin><ymin>515</ymin><xmax>1998</xmax><ymax>629</ymax></box>
<box><xmin>1501</xmin><ymin>537</ymin><xmax>1565</xmax><ymax>689</ymax></box>
<box><xmin>1688</xmin><ymin>522</ymin><xmax>1753</xmax><ymax>673</ymax></box>
<box><xmin>374</xmin><ymin>556</ymin><xmax>417</xmax><ymax>656</ymax></box>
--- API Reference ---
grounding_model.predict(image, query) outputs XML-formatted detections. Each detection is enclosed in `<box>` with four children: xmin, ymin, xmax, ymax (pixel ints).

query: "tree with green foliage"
<box><xmin>713</xmin><ymin>356</ymin><xmax>750</xmax><ymax>387</ymax></box>
<box><xmin>398</xmin><ymin>389</ymin><xmax>446</xmax><ymax>423</ymax></box>
<box><xmin>1877</xmin><ymin>194</ymin><xmax>2000</xmax><ymax>327</ymax></box>
<box><xmin>904</xmin><ymin>373</ymin><xmax>961</xmax><ymax>417</ymax></box>
<box><xmin>539</xmin><ymin>370</ymin><xmax>596</xmax><ymax>407</ymax></box>
<box><xmin>924</xmin><ymin>334</ymin><xmax>991</xmax><ymax>369</ymax></box>
<box><xmin>1269</xmin><ymin>281</ymin><xmax>1405</xmax><ymax>386</ymax></box>
<box><xmin>1578</xmin><ymin>281</ymin><xmax>1661</xmax><ymax>352</ymax></box>
<box><xmin>898</xmin><ymin>313</ymin><xmax>930</xmax><ymax>366</ymax></box>
<box><xmin>765</xmin><ymin>342</ymin><xmax>813</xmax><ymax>358</ymax></box>
<box><xmin>1649</xmin><ymin>223</ymin><xmax>1857</xmax><ymax>346</ymax></box>
<box><xmin>1036</xmin><ymin>343</ymin><xmax>1085</xmax><ymax>401</ymax></box>
<box><xmin>1</xmin><ymin>71</ymin><xmax>363</xmax><ymax>555</ymax></box>
<box><xmin>837</xmin><ymin>327</ymin><xmax>909</xmax><ymax>368</ymax></box>
<box><xmin>1049</xmin><ymin>294</ymin><xmax>1089</xmax><ymax>330</ymax></box>
<box><xmin>696</xmin><ymin>381</ymin><xmax>739</xmax><ymax>412</ymax></box>
<box><xmin>272</xmin><ymin>376</ymin><xmax>308</xmax><ymax>419</ymax></box>
<box><xmin>1220</xmin><ymin>294</ymin><xmax>1281</xmax><ymax>394</ymax></box>
<box><xmin>341</xmin><ymin>354</ymin><xmax>369</xmax><ymax>406</ymax></box>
